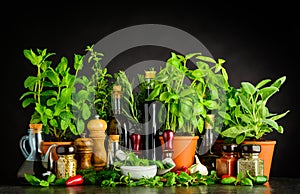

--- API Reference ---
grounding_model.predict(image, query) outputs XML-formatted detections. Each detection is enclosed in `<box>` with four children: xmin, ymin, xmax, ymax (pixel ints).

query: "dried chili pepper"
<box><xmin>65</xmin><ymin>175</ymin><xmax>84</xmax><ymax>186</ymax></box>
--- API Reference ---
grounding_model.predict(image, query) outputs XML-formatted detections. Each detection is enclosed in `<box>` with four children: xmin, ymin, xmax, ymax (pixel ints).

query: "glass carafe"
<box><xmin>17</xmin><ymin>124</ymin><xmax>48</xmax><ymax>184</ymax></box>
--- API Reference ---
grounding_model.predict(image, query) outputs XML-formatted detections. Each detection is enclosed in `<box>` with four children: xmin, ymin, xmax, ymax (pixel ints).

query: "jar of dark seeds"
<box><xmin>237</xmin><ymin>144</ymin><xmax>264</xmax><ymax>178</ymax></box>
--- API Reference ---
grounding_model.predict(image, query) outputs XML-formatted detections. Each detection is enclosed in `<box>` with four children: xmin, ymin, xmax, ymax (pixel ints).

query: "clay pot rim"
<box><xmin>242</xmin><ymin>140</ymin><xmax>277</xmax><ymax>145</ymax></box>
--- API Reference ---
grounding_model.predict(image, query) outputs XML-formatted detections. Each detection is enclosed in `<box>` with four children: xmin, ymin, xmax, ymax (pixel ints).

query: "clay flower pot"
<box><xmin>160</xmin><ymin>135</ymin><xmax>199</xmax><ymax>171</ymax></box>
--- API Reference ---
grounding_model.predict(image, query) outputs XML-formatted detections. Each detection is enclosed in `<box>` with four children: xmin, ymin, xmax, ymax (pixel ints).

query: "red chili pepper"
<box><xmin>176</xmin><ymin>166</ymin><xmax>190</xmax><ymax>175</ymax></box>
<box><xmin>65</xmin><ymin>175</ymin><xmax>84</xmax><ymax>186</ymax></box>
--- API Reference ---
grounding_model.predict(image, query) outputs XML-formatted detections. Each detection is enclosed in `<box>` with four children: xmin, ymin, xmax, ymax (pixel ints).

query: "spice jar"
<box><xmin>216</xmin><ymin>144</ymin><xmax>239</xmax><ymax>177</ymax></box>
<box><xmin>237</xmin><ymin>144</ymin><xmax>264</xmax><ymax>178</ymax></box>
<box><xmin>56</xmin><ymin>145</ymin><xmax>77</xmax><ymax>179</ymax></box>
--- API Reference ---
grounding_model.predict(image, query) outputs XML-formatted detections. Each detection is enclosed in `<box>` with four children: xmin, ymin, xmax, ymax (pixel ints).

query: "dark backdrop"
<box><xmin>2</xmin><ymin>2</ymin><xmax>299</xmax><ymax>185</ymax></box>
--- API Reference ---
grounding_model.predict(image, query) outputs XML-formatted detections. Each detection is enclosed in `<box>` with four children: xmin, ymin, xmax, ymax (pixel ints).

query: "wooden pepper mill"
<box><xmin>74</xmin><ymin>132</ymin><xmax>94</xmax><ymax>170</ymax></box>
<box><xmin>87</xmin><ymin>115</ymin><xmax>107</xmax><ymax>171</ymax></box>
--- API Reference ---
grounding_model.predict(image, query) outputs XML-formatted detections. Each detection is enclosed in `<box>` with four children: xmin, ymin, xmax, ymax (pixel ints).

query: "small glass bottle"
<box><xmin>216</xmin><ymin>144</ymin><xmax>239</xmax><ymax>177</ymax></box>
<box><xmin>107</xmin><ymin>134</ymin><xmax>120</xmax><ymax>168</ymax></box>
<box><xmin>237</xmin><ymin>144</ymin><xmax>264</xmax><ymax>178</ymax></box>
<box><xmin>56</xmin><ymin>145</ymin><xmax>77</xmax><ymax>179</ymax></box>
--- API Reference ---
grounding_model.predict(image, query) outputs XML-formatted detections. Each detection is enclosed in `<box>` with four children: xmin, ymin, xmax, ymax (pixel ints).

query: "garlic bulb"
<box><xmin>189</xmin><ymin>155</ymin><xmax>208</xmax><ymax>175</ymax></box>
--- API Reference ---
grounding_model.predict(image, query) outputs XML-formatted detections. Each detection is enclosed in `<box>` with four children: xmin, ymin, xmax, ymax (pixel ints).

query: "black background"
<box><xmin>2</xmin><ymin>2</ymin><xmax>299</xmax><ymax>185</ymax></box>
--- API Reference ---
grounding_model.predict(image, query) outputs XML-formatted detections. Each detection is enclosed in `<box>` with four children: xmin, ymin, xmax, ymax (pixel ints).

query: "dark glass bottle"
<box><xmin>142</xmin><ymin>70</ymin><xmax>161</xmax><ymax>160</ymax></box>
<box><xmin>198</xmin><ymin>114</ymin><xmax>220</xmax><ymax>171</ymax></box>
<box><xmin>216</xmin><ymin>144</ymin><xmax>239</xmax><ymax>177</ymax></box>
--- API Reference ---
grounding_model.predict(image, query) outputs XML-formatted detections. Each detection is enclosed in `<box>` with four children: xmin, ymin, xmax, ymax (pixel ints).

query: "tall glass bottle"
<box><xmin>108</xmin><ymin>85</ymin><xmax>130</xmax><ymax>151</ymax></box>
<box><xmin>142</xmin><ymin>70</ymin><xmax>161</xmax><ymax>160</ymax></box>
<box><xmin>198</xmin><ymin>114</ymin><xmax>220</xmax><ymax>171</ymax></box>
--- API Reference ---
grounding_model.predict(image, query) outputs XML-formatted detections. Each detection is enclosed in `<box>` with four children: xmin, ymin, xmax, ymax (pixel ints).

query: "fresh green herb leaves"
<box><xmin>24</xmin><ymin>173</ymin><xmax>56</xmax><ymax>187</ymax></box>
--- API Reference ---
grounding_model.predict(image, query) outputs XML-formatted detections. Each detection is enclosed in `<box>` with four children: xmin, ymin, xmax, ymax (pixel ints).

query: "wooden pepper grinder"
<box><xmin>87</xmin><ymin>115</ymin><xmax>107</xmax><ymax>171</ymax></box>
<box><xmin>74</xmin><ymin>132</ymin><xmax>94</xmax><ymax>170</ymax></box>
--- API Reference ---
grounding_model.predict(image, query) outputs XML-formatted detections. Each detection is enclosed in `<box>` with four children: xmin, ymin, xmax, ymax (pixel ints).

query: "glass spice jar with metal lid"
<box><xmin>56</xmin><ymin>145</ymin><xmax>77</xmax><ymax>179</ymax></box>
<box><xmin>237</xmin><ymin>144</ymin><xmax>264</xmax><ymax>178</ymax></box>
<box><xmin>216</xmin><ymin>144</ymin><xmax>239</xmax><ymax>178</ymax></box>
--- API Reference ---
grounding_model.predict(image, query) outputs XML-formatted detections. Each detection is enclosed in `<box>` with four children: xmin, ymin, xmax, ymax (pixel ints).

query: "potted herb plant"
<box><xmin>219</xmin><ymin>75</ymin><xmax>290</xmax><ymax>178</ymax></box>
<box><xmin>72</xmin><ymin>45</ymin><xmax>113</xmax><ymax>135</ymax></box>
<box><xmin>19</xmin><ymin>48</ymin><xmax>85</xmax><ymax>160</ymax></box>
<box><xmin>146</xmin><ymin>51</ymin><xmax>229</xmax><ymax>170</ymax></box>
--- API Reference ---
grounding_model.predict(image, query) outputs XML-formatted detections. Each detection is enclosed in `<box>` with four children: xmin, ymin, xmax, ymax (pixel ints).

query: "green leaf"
<box><xmin>147</xmin><ymin>85</ymin><xmax>162</xmax><ymax>100</ymax></box>
<box><xmin>241</xmin><ymin>82</ymin><xmax>256</xmax><ymax>95</ymax></box>
<box><xmin>40</xmin><ymin>180</ymin><xmax>49</xmax><ymax>187</ymax></box>
<box><xmin>21</xmin><ymin>97</ymin><xmax>35</xmax><ymax>108</ymax></box>
<box><xmin>185</xmin><ymin>52</ymin><xmax>201</xmax><ymax>60</ymax></box>
<box><xmin>258</xmin><ymin>86</ymin><xmax>278</xmax><ymax>101</ymax></box>
<box><xmin>271</xmin><ymin>76</ymin><xmax>286</xmax><ymax>88</ymax></box>
<box><xmin>203</xmin><ymin>100</ymin><xmax>218</xmax><ymax>110</ymax></box>
<box><xmin>238</xmin><ymin>95</ymin><xmax>252</xmax><ymax>113</ymax></box>
<box><xmin>24</xmin><ymin>76</ymin><xmax>38</xmax><ymax>89</ymax></box>
<box><xmin>24</xmin><ymin>173</ymin><xmax>41</xmax><ymax>186</ymax></box>
<box><xmin>74</xmin><ymin>54</ymin><xmax>84</xmax><ymax>71</ymax></box>
<box><xmin>196</xmin><ymin>55</ymin><xmax>216</xmax><ymax>64</ymax></box>
<box><xmin>256</xmin><ymin>79</ymin><xmax>271</xmax><ymax>89</ymax></box>
<box><xmin>47</xmin><ymin>69</ymin><xmax>60</xmax><ymax>86</ymax></box>
<box><xmin>82</xmin><ymin>103</ymin><xmax>91</xmax><ymax>120</ymax></box>
<box><xmin>263</xmin><ymin>118</ymin><xmax>278</xmax><ymax>130</ymax></box>
<box><xmin>236</xmin><ymin>134</ymin><xmax>246</xmax><ymax>144</ymax></box>
<box><xmin>221</xmin><ymin>126</ymin><xmax>250</xmax><ymax>138</ymax></box>
<box><xmin>47</xmin><ymin>173</ymin><xmax>56</xmax><ymax>183</ymax></box>
<box><xmin>270</xmin><ymin>110</ymin><xmax>290</xmax><ymax>121</ymax></box>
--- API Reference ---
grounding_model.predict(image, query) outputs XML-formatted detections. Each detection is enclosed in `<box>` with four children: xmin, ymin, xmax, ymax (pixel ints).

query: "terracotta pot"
<box><xmin>242</xmin><ymin>140</ymin><xmax>276</xmax><ymax>179</ymax></box>
<box><xmin>160</xmin><ymin>136</ymin><xmax>199</xmax><ymax>171</ymax></box>
<box><xmin>41</xmin><ymin>141</ymin><xmax>73</xmax><ymax>162</ymax></box>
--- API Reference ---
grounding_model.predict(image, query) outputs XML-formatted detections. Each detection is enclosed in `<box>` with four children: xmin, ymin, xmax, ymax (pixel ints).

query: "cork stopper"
<box><xmin>109</xmin><ymin>135</ymin><xmax>120</xmax><ymax>142</ymax></box>
<box><xmin>29</xmin><ymin>123</ymin><xmax>43</xmax><ymax>133</ymax></box>
<box><xmin>144</xmin><ymin>70</ymin><xmax>156</xmax><ymax>79</ymax></box>
<box><xmin>113</xmin><ymin>85</ymin><xmax>122</xmax><ymax>92</ymax></box>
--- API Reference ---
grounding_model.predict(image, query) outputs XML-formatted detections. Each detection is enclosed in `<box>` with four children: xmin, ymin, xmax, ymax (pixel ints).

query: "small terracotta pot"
<box><xmin>160</xmin><ymin>135</ymin><xmax>199</xmax><ymax>171</ymax></box>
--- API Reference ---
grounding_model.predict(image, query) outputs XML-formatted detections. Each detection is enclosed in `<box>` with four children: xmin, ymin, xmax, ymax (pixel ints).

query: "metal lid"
<box><xmin>222</xmin><ymin>144</ymin><xmax>239</xmax><ymax>152</ymax></box>
<box><xmin>56</xmin><ymin>145</ymin><xmax>76</xmax><ymax>155</ymax></box>
<box><xmin>240</xmin><ymin>144</ymin><xmax>261</xmax><ymax>153</ymax></box>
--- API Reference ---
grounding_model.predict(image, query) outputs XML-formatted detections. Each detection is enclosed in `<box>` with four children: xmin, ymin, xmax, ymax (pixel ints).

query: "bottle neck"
<box><xmin>112</xmin><ymin>93</ymin><xmax>121</xmax><ymax>115</ymax></box>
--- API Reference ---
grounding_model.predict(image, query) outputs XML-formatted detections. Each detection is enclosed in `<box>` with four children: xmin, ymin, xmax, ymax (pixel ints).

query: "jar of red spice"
<box><xmin>216</xmin><ymin>144</ymin><xmax>239</xmax><ymax>178</ymax></box>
